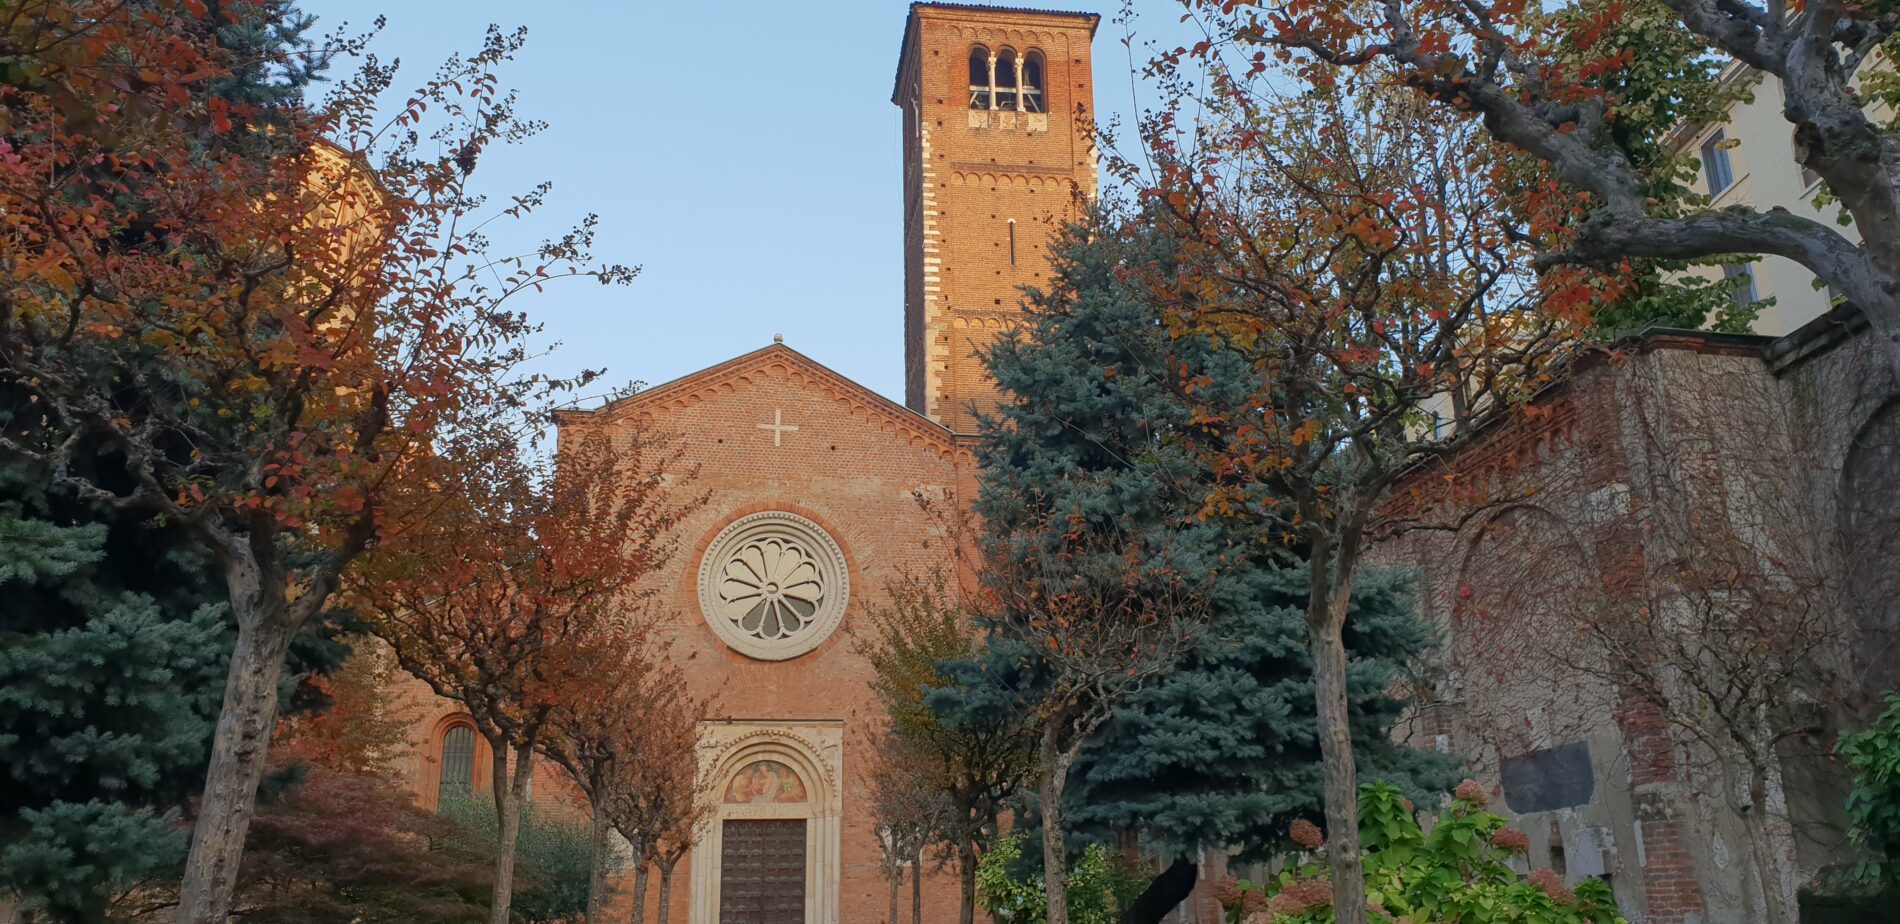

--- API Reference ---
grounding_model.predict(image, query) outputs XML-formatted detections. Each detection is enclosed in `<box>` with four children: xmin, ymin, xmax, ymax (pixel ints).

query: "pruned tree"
<box><xmin>539</xmin><ymin>631</ymin><xmax>653</xmax><ymax>922</ymax></box>
<box><xmin>604</xmin><ymin>677</ymin><xmax>710</xmax><ymax>924</ymax></box>
<box><xmin>1112</xmin><ymin>72</ymin><xmax>1590</xmax><ymax>923</ymax></box>
<box><xmin>0</xmin><ymin>5</ymin><xmax>635</xmax><ymax>919</ymax></box>
<box><xmin>1199</xmin><ymin>0</ymin><xmax>1900</xmax><ymax>375</ymax></box>
<box><xmin>865</xmin><ymin>728</ymin><xmax>953</xmax><ymax>924</ymax></box>
<box><xmin>351</xmin><ymin>427</ymin><xmax>697</xmax><ymax>924</ymax></box>
<box><xmin>970</xmin><ymin>469</ymin><xmax>1212</xmax><ymax>922</ymax></box>
<box><xmin>856</xmin><ymin>568</ymin><xmax>1036</xmax><ymax>924</ymax></box>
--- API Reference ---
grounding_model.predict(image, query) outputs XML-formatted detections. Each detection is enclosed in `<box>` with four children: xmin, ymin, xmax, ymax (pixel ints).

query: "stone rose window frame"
<box><xmin>696</xmin><ymin>511</ymin><xmax>851</xmax><ymax>661</ymax></box>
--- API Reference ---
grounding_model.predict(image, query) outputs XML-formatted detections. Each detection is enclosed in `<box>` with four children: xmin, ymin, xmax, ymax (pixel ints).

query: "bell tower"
<box><xmin>893</xmin><ymin>2</ymin><xmax>1099</xmax><ymax>434</ymax></box>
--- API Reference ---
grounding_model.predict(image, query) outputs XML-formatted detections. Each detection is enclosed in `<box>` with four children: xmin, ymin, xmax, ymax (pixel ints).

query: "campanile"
<box><xmin>893</xmin><ymin>2</ymin><xmax>1100</xmax><ymax>433</ymax></box>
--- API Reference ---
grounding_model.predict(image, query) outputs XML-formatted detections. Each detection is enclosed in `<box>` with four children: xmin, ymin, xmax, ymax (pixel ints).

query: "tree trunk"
<box><xmin>958</xmin><ymin>840</ymin><xmax>977</xmax><ymax>924</ymax></box>
<box><xmin>630</xmin><ymin>864</ymin><xmax>651</xmax><ymax>924</ymax></box>
<box><xmin>658</xmin><ymin>859</ymin><xmax>677</xmax><ymax>924</ymax></box>
<box><xmin>1120</xmin><ymin>856</ymin><xmax>1197</xmax><ymax>924</ymax></box>
<box><xmin>587</xmin><ymin>800</ymin><xmax>615</xmax><ymax>923</ymax></box>
<box><xmin>177</xmin><ymin>598</ymin><xmax>298</xmax><ymax>923</ymax></box>
<box><xmin>889</xmin><ymin>865</ymin><xmax>902</xmax><ymax>924</ymax></box>
<box><xmin>911</xmin><ymin>843</ymin><xmax>923</xmax><ymax>924</ymax></box>
<box><xmin>1741</xmin><ymin>769</ymin><xmax>1792</xmax><ymax>924</ymax></box>
<box><xmin>487</xmin><ymin>742</ymin><xmax>534</xmax><ymax>924</ymax></box>
<box><xmin>1038</xmin><ymin>722</ymin><xmax>1071</xmax><ymax>924</ymax></box>
<box><xmin>1309</xmin><ymin>584</ymin><xmax>1367</xmax><ymax>924</ymax></box>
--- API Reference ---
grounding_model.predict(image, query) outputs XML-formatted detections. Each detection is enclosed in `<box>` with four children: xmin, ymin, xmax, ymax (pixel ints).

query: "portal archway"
<box><xmin>689</xmin><ymin>722</ymin><xmax>842</xmax><ymax>924</ymax></box>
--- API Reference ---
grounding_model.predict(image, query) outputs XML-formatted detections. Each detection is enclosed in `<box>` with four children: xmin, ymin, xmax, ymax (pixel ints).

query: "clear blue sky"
<box><xmin>304</xmin><ymin>1</ymin><xmax>1194</xmax><ymax>406</ymax></box>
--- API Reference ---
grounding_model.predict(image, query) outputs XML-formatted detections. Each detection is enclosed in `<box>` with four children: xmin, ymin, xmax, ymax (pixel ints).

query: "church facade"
<box><xmin>400</xmin><ymin>5</ymin><xmax>1101</xmax><ymax>922</ymax></box>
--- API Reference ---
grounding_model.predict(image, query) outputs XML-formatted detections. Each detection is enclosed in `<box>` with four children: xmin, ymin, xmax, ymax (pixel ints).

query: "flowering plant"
<box><xmin>1220</xmin><ymin>783</ymin><xmax>1625</xmax><ymax>923</ymax></box>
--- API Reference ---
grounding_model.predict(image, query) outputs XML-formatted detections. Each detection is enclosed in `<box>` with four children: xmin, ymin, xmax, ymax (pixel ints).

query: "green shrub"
<box><xmin>1839</xmin><ymin>692</ymin><xmax>1900</xmax><ymax>885</ymax></box>
<box><xmin>438</xmin><ymin>789</ymin><xmax>592</xmax><ymax>923</ymax></box>
<box><xmin>1219</xmin><ymin>782</ymin><xmax>1625</xmax><ymax>924</ymax></box>
<box><xmin>975</xmin><ymin>833</ymin><xmax>1123</xmax><ymax>924</ymax></box>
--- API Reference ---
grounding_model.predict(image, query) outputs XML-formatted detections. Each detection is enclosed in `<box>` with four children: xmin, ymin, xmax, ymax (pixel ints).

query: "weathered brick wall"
<box><xmin>1373</xmin><ymin>319</ymin><xmax>1900</xmax><ymax>924</ymax></box>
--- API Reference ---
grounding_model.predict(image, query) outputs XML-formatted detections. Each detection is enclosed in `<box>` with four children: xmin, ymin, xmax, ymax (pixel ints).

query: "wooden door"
<box><xmin>718</xmin><ymin>818</ymin><xmax>806</xmax><ymax>923</ymax></box>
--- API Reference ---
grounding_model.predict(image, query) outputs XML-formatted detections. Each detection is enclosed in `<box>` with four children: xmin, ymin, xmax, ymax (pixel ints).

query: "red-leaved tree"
<box><xmin>605</xmin><ymin>674</ymin><xmax>711</xmax><ymax>924</ymax></box>
<box><xmin>1203</xmin><ymin>0</ymin><xmax>1900</xmax><ymax>375</ymax></box>
<box><xmin>0</xmin><ymin>5</ymin><xmax>633</xmax><ymax>920</ymax></box>
<box><xmin>351</xmin><ymin>425</ymin><xmax>698</xmax><ymax>924</ymax></box>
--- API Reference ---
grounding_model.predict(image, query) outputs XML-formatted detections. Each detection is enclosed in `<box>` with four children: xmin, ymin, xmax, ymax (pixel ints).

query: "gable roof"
<box><xmin>553</xmin><ymin>343</ymin><xmax>966</xmax><ymax>455</ymax></box>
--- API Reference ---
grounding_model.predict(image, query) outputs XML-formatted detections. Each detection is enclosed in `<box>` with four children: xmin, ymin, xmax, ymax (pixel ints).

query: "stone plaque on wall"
<box><xmin>1500</xmin><ymin>741</ymin><xmax>1595</xmax><ymax>814</ymax></box>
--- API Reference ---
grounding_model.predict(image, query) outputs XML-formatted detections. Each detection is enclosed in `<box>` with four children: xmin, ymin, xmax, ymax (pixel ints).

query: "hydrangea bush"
<box><xmin>1217</xmin><ymin>782</ymin><xmax>1626</xmax><ymax>924</ymax></box>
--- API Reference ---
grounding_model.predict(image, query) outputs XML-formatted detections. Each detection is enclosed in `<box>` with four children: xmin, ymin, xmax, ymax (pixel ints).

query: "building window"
<box><xmin>968</xmin><ymin>46</ymin><xmax>991</xmax><ymax>110</ymax></box>
<box><xmin>969</xmin><ymin>45</ymin><xmax>1045</xmax><ymax>113</ymax></box>
<box><xmin>1022</xmin><ymin>51</ymin><xmax>1045</xmax><ymax>113</ymax></box>
<box><xmin>1007</xmin><ymin>218</ymin><xmax>1017</xmax><ymax>265</ymax></box>
<box><xmin>994</xmin><ymin>48</ymin><xmax>1019</xmax><ymax>112</ymax></box>
<box><xmin>1723</xmin><ymin>262</ymin><xmax>1758</xmax><ymax>309</ymax></box>
<box><xmin>1702</xmin><ymin>130</ymin><xmax>1735</xmax><ymax>194</ymax></box>
<box><xmin>439</xmin><ymin>724</ymin><xmax>475</xmax><ymax>800</ymax></box>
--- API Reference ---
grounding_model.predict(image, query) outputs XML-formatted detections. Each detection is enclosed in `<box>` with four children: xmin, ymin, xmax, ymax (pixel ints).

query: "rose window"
<box><xmin>718</xmin><ymin>537</ymin><xmax>825</xmax><ymax>640</ymax></box>
<box><xmin>697</xmin><ymin>511</ymin><xmax>850</xmax><ymax>660</ymax></box>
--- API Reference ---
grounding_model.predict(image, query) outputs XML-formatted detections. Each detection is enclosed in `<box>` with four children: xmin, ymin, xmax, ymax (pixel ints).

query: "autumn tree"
<box><xmin>540</xmin><ymin>636</ymin><xmax>648</xmax><ymax>923</ymax></box>
<box><xmin>602</xmin><ymin>677</ymin><xmax>710</xmax><ymax>924</ymax></box>
<box><xmin>0</xmin><ymin>4</ymin><xmax>634</xmax><ymax>919</ymax></box>
<box><xmin>856</xmin><ymin>568</ymin><xmax>1036</xmax><ymax>924</ymax></box>
<box><xmin>273</xmin><ymin>637</ymin><xmax>421</xmax><ymax>778</ymax></box>
<box><xmin>1203</xmin><ymin>0</ymin><xmax>1900</xmax><ymax>375</ymax></box>
<box><xmin>971</xmin><ymin>461</ymin><xmax>1210</xmax><ymax>924</ymax></box>
<box><xmin>222</xmin><ymin>764</ymin><xmax>494</xmax><ymax>924</ymax></box>
<box><xmin>1110</xmin><ymin>71</ymin><xmax>1590</xmax><ymax>923</ymax></box>
<box><xmin>540</xmin><ymin>621</ymin><xmax>708</xmax><ymax>922</ymax></box>
<box><xmin>864</xmin><ymin>728</ymin><xmax>953</xmax><ymax>924</ymax></box>
<box><xmin>352</xmin><ymin>426</ymin><xmax>696</xmax><ymax>924</ymax></box>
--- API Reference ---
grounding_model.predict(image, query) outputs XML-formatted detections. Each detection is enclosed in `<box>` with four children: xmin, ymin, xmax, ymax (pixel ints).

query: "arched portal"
<box><xmin>690</xmin><ymin>721</ymin><xmax>842</xmax><ymax>924</ymax></box>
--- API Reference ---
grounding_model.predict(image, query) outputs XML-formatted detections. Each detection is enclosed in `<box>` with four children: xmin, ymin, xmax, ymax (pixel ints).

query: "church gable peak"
<box><xmin>555</xmin><ymin>344</ymin><xmax>965</xmax><ymax>458</ymax></box>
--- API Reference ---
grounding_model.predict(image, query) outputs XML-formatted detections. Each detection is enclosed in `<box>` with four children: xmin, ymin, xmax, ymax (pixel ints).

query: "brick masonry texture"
<box><xmin>897</xmin><ymin>3</ymin><xmax>1099</xmax><ymax>434</ymax></box>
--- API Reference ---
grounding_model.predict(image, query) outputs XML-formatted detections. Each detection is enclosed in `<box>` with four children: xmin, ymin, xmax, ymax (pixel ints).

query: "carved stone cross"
<box><xmin>756</xmin><ymin>408</ymin><xmax>799</xmax><ymax>447</ymax></box>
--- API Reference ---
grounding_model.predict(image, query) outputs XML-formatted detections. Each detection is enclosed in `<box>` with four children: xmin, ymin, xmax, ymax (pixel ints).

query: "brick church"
<box><xmin>400</xmin><ymin>4</ymin><xmax>1100</xmax><ymax>922</ymax></box>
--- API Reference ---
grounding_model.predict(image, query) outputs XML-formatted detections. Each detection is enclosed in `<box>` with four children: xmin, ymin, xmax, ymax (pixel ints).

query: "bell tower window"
<box><xmin>968</xmin><ymin>46</ymin><xmax>991</xmax><ymax>110</ymax></box>
<box><xmin>970</xmin><ymin>45</ymin><xmax>1046</xmax><ymax>113</ymax></box>
<box><xmin>994</xmin><ymin>48</ymin><xmax>1019</xmax><ymax>111</ymax></box>
<box><xmin>1023</xmin><ymin>51</ymin><xmax>1045</xmax><ymax>113</ymax></box>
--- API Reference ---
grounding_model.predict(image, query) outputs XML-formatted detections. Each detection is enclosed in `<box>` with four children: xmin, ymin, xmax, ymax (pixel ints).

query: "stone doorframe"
<box><xmin>690</xmin><ymin>720</ymin><xmax>843</xmax><ymax>924</ymax></box>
